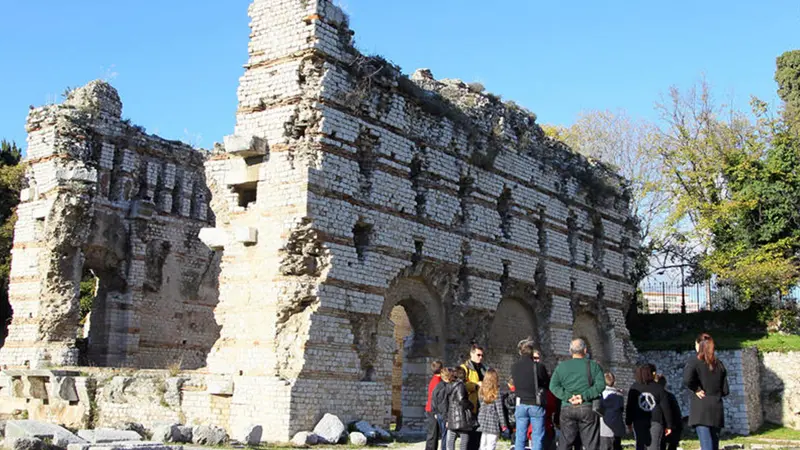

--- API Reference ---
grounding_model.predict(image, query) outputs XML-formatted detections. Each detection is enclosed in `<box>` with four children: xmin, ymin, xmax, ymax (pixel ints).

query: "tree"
<box><xmin>542</xmin><ymin>111</ymin><xmax>669</xmax><ymax>280</ymax></box>
<box><xmin>655</xmin><ymin>73</ymin><xmax>800</xmax><ymax>304</ymax></box>
<box><xmin>776</xmin><ymin>50</ymin><xmax>800</xmax><ymax>111</ymax></box>
<box><xmin>0</xmin><ymin>140</ymin><xmax>24</xmax><ymax>344</ymax></box>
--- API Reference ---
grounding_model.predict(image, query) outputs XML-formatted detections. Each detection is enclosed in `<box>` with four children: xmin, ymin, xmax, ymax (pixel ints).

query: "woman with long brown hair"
<box><xmin>683</xmin><ymin>333</ymin><xmax>729</xmax><ymax>450</ymax></box>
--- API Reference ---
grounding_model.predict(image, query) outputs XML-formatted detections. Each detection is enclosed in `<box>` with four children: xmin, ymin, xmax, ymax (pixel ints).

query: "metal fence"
<box><xmin>638</xmin><ymin>280</ymin><xmax>797</xmax><ymax>314</ymax></box>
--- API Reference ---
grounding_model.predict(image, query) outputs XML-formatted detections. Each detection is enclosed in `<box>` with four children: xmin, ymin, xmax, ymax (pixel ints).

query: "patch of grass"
<box><xmin>749</xmin><ymin>422</ymin><xmax>800</xmax><ymax>440</ymax></box>
<box><xmin>634</xmin><ymin>331</ymin><xmax>800</xmax><ymax>353</ymax></box>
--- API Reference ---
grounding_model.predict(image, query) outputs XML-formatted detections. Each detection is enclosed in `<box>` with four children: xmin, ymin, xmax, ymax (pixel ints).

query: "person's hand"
<box><xmin>665</xmin><ymin>428</ymin><xmax>672</xmax><ymax>437</ymax></box>
<box><xmin>569</xmin><ymin>394</ymin><xmax>583</xmax><ymax>405</ymax></box>
<box><xmin>695</xmin><ymin>390</ymin><xmax>706</xmax><ymax>399</ymax></box>
<box><xmin>477</xmin><ymin>381</ymin><xmax>482</xmax><ymax>387</ymax></box>
<box><xmin>502</xmin><ymin>426</ymin><xmax>508</xmax><ymax>432</ymax></box>
<box><xmin>627</xmin><ymin>425</ymin><xmax>632</xmax><ymax>433</ymax></box>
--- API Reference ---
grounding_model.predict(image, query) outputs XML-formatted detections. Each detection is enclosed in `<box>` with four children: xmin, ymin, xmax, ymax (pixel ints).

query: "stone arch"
<box><xmin>379</xmin><ymin>263</ymin><xmax>450</xmax><ymax>431</ymax></box>
<box><xmin>572</xmin><ymin>312</ymin><xmax>611</xmax><ymax>369</ymax></box>
<box><xmin>487</xmin><ymin>297</ymin><xmax>539</xmax><ymax>382</ymax></box>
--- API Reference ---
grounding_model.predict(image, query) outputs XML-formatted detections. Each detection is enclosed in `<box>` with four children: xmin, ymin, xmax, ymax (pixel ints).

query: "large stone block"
<box><xmin>77</xmin><ymin>429</ymin><xmax>143</xmax><ymax>444</ymax></box>
<box><xmin>5</xmin><ymin>420</ymin><xmax>86</xmax><ymax>448</ymax></box>
<box><xmin>223</xmin><ymin>134</ymin><xmax>268</xmax><ymax>157</ymax></box>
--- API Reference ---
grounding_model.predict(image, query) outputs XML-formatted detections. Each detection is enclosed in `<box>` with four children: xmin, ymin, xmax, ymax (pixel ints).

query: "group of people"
<box><xmin>424</xmin><ymin>333</ymin><xmax>729</xmax><ymax>450</ymax></box>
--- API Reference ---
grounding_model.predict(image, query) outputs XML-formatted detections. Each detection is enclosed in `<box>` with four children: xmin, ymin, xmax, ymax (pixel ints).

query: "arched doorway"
<box><xmin>572</xmin><ymin>312</ymin><xmax>610</xmax><ymax>369</ymax></box>
<box><xmin>487</xmin><ymin>297</ymin><xmax>539</xmax><ymax>382</ymax></box>
<box><xmin>382</xmin><ymin>276</ymin><xmax>445</xmax><ymax>432</ymax></box>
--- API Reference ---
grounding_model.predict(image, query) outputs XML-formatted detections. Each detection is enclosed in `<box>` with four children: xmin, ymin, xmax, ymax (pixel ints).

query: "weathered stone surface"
<box><xmin>0</xmin><ymin>80</ymin><xmax>219</xmax><ymax>370</ymax></box>
<box><xmin>190</xmin><ymin>425</ymin><xmax>227</xmax><ymax>446</ymax></box>
<box><xmin>348</xmin><ymin>432</ymin><xmax>367</xmax><ymax>446</ymax></box>
<box><xmin>240</xmin><ymin>425</ymin><xmax>262</xmax><ymax>446</ymax></box>
<box><xmin>312</xmin><ymin>414</ymin><xmax>345</xmax><ymax>444</ymax></box>
<box><xmin>5</xmin><ymin>421</ymin><xmax>85</xmax><ymax>448</ymax></box>
<box><xmin>174</xmin><ymin>427</ymin><xmax>192</xmax><ymax>444</ymax></box>
<box><xmin>12</xmin><ymin>437</ymin><xmax>44</xmax><ymax>450</ymax></box>
<box><xmin>151</xmin><ymin>425</ymin><xmax>180</xmax><ymax>443</ymax></box>
<box><xmin>290</xmin><ymin>432</ymin><xmax>318</xmax><ymax>447</ymax></box>
<box><xmin>68</xmin><ymin>442</ymin><xmax>182</xmax><ymax>450</ymax></box>
<box><xmin>77</xmin><ymin>429</ymin><xmax>143</xmax><ymax>444</ymax></box>
<box><xmin>352</xmin><ymin>421</ymin><xmax>377</xmax><ymax>440</ymax></box>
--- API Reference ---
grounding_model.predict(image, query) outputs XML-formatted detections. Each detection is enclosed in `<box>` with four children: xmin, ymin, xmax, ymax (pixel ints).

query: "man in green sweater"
<box><xmin>549</xmin><ymin>338</ymin><xmax>605</xmax><ymax>450</ymax></box>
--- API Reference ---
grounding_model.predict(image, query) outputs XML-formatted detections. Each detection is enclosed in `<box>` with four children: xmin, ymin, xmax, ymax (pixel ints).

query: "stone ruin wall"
<box><xmin>200</xmin><ymin>0</ymin><xmax>640</xmax><ymax>437</ymax></box>
<box><xmin>0</xmin><ymin>82</ymin><xmax>220</xmax><ymax>370</ymax></box>
<box><xmin>0</xmin><ymin>0</ymin><xmax>642</xmax><ymax>442</ymax></box>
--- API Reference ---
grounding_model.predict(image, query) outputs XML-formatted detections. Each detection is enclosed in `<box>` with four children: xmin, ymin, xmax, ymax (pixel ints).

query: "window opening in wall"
<box><xmin>497</xmin><ymin>187</ymin><xmax>513</xmax><ymax>239</ymax></box>
<box><xmin>353</xmin><ymin>222</ymin><xmax>373</xmax><ymax>262</ymax></box>
<box><xmin>412</xmin><ymin>239</ymin><xmax>424</xmax><ymax>266</ymax></box>
<box><xmin>567</xmin><ymin>211</ymin><xmax>578</xmax><ymax>266</ymax></box>
<box><xmin>591</xmin><ymin>213</ymin><xmax>605</xmax><ymax>271</ymax></box>
<box><xmin>234</xmin><ymin>182</ymin><xmax>258</xmax><ymax>209</ymax></box>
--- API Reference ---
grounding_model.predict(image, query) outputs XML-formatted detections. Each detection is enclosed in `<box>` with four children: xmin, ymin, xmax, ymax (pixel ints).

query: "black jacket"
<box><xmin>625</xmin><ymin>381</ymin><xmax>674</xmax><ymax>429</ymax></box>
<box><xmin>432</xmin><ymin>381</ymin><xmax>449</xmax><ymax>416</ymax></box>
<box><xmin>683</xmin><ymin>355</ymin><xmax>729</xmax><ymax>428</ymax></box>
<box><xmin>502</xmin><ymin>391</ymin><xmax>517</xmax><ymax>430</ymax></box>
<box><xmin>510</xmin><ymin>357</ymin><xmax>550</xmax><ymax>405</ymax></box>
<box><xmin>447</xmin><ymin>380</ymin><xmax>475</xmax><ymax>432</ymax></box>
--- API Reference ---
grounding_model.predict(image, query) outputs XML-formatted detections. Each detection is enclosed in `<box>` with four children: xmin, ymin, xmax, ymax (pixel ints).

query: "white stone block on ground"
<box><xmin>349</xmin><ymin>432</ymin><xmax>367</xmax><ymax>446</ymax></box>
<box><xmin>312</xmin><ymin>414</ymin><xmax>345</xmax><ymax>444</ymax></box>
<box><xmin>77</xmin><ymin>429</ymin><xmax>143</xmax><ymax>444</ymax></box>
<box><xmin>5</xmin><ymin>421</ymin><xmax>86</xmax><ymax>448</ymax></box>
<box><xmin>290</xmin><ymin>432</ymin><xmax>318</xmax><ymax>447</ymax></box>
<box><xmin>68</xmin><ymin>441</ymin><xmax>183</xmax><ymax>450</ymax></box>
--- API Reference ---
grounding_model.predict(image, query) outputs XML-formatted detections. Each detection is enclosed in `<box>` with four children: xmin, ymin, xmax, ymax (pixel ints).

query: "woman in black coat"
<box><xmin>683</xmin><ymin>333</ymin><xmax>729</xmax><ymax>450</ymax></box>
<box><xmin>447</xmin><ymin>366</ymin><xmax>475</xmax><ymax>450</ymax></box>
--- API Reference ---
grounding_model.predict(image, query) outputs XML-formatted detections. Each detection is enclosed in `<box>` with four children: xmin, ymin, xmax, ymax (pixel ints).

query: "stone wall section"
<box><xmin>760</xmin><ymin>351</ymin><xmax>800</xmax><ymax>430</ymax></box>
<box><xmin>201</xmin><ymin>0</ymin><xmax>640</xmax><ymax>439</ymax></box>
<box><xmin>0</xmin><ymin>82</ymin><xmax>219</xmax><ymax>369</ymax></box>
<box><xmin>639</xmin><ymin>349</ymin><xmax>762</xmax><ymax>435</ymax></box>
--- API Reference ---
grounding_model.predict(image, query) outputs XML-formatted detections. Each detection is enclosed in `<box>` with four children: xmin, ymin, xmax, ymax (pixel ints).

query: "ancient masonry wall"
<box><xmin>201</xmin><ymin>0</ymin><xmax>640</xmax><ymax>439</ymax></box>
<box><xmin>0</xmin><ymin>82</ymin><xmax>220</xmax><ymax>370</ymax></box>
<box><xmin>760</xmin><ymin>351</ymin><xmax>800</xmax><ymax>430</ymax></box>
<box><xmin>639</xmin><ymin>349</ymin><xmax>763</xmax><ymax>435</ymax></box>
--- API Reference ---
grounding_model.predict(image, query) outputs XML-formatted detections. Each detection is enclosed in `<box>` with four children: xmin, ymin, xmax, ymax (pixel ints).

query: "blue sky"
<box><xmin>0</xmin><ymin>1</ymin><xmax>797</xmax><ymax>150</ymax></box>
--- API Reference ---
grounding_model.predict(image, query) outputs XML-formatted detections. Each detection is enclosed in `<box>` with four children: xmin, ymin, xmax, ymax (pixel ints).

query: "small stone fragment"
<box><xmin>349</xmin><ymin>432</ymin><xmax>367</xmax><ymax>446</ymax></box>
<box><xmin>191</xmin><ymin>425</ymin><xmax>228</xmax><ymax>446</ymax></box>
<box><xmin>290</xmin><ymin>431</ymin><xmax>318</xmax><ymax>447</ymax></box>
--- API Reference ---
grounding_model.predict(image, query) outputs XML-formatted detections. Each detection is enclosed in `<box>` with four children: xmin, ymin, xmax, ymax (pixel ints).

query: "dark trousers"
<box><xmin>558</xmin><ymin>405</ymin><xmax>599</xmax><ymax>450</ymax></box>
<box><xmin>633</xmin><ymin>421</ymin><xmax>663</xmax><ymax>450</ymax></box>
<box><xmin>426</xmin><ymin>412</ymin><xmax>447</xmax><ymax>450</ymax></box>
<box><xmin>466</xmin><ymin>431</ymin><xmax>481</xmax><ymax>450</ymax></box>
<box><xmin>695</xmin><ymin>426</ymin><xmax>720</xmax><ymax>450</ymax></box>
<box><xmin>600</xmin><ymin>436</ymin><xmax>622</xmax><ymax>450</ymax></box>
<box><xmin>660</xmin><ymin>428</ymin><xmax>680</xmax><ymax>450</ymax></box>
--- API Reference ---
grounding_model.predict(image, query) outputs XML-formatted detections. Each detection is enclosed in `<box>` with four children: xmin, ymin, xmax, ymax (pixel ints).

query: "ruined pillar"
<box><xmin>0</xmin><ymin>82</ymin><xmax>219</xmax><ymax>370</ymax></box>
